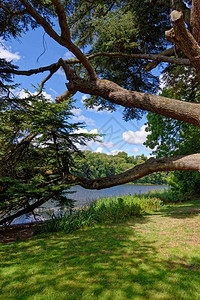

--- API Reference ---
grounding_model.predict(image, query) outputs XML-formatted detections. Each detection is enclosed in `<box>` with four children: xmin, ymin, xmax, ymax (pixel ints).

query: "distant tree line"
<box><xmin>72</xmin><ymin>151</ymin><xmax>169</xmax><ymax>185</ymax></box>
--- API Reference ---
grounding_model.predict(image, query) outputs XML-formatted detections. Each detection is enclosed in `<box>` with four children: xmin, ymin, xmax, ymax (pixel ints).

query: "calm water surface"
<box><xmin>12</xmin><ymin>184</ymin><xmax>168</xmax><ymax>224</ymax></box>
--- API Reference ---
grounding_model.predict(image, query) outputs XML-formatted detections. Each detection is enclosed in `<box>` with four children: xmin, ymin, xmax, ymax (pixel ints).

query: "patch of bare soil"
<box><xmin>0</xmin><ymin>223</ymin><xmax>44</xmax><ymax>244</ymax></box>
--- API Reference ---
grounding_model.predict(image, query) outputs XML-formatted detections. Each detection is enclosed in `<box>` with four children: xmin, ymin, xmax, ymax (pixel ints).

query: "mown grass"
<box><xmin>0</xmin><ymin>197</ymin><xmax>200</xmax><ymax>300</ymax></box>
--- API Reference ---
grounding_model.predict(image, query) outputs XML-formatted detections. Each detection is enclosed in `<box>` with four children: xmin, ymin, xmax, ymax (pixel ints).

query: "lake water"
<box><xmin>12</xmin><ymin>184</ymin><xmax>168</xmax><ymax>225</ymax></box>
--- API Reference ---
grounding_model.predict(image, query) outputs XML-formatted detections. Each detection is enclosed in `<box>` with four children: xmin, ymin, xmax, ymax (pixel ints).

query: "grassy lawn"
<box><xmin>0</xmin><ymin>200</ymin><xmax>200</xmax><ymax>300</ymax></box>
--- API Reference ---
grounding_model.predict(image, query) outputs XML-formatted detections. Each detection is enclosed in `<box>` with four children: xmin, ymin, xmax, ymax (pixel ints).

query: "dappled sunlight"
<box><xmin>1</xmin><ymin>203</ymin><xmax>200</xmax><ymax>299</ymax></box>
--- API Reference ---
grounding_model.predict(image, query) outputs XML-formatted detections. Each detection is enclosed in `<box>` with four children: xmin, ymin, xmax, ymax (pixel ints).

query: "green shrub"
<box><xmin>36</xmin><ymin>195</ymin><xmax>163</xmax><ymax>234</ymax></box>
<box><xmin>146</xmin><ymin>189</ymin><xmax>181</xmax><ymax>203</ymax></box>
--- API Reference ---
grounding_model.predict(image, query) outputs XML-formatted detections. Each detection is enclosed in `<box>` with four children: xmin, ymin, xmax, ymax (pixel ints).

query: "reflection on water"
<box><xmin>12</xmin><ymin>184</ymin><xmax>168</xmax><ymax>225</ymax></box>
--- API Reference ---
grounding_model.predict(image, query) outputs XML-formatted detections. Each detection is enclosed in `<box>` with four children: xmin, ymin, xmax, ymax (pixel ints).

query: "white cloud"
<box><xmin>81</xmin><ymin>94</ymin><xmax>88</xmax><ymax>103</ymax></box>
<box><xmin>49</xmin><ymin>88</ymin><xmax>58</xmax><ymax>95</ymax></box>
<box><xmin>16</xmin><ymin>89</ymin><xmax>53</xmax><ymax>102</ymax></box>
<box><xmin>71</xmin><ymin>108</ymin><xmax>82</xmax><ymax>116</ymax></box>
<box><xmin>158</xmin><ymin>73</ymin><xmax>168</xmax><ymax>94</ymax></box>
<box><xmin>94</xmin><ymin>147</ymin><xmax>103</xmax><ymax>153</ymax></box>
<box><xmin>64</xmin><ymin>51</ymin><xmax>75</xmax><ymax>60</ymax></box>
<box><xmin>107</xmin><ymin>149</ymin><xmax>122</xmax><ymax>156</ymax></box>
<box><xmin>100</xmin><ymin>141</ymin><xmax>114</xmax><ymax>149</ymax></box>
<box><xmin>17</xmin><ymin>89</ymin><xmax>30</xmax><ymax>98</ymax></box>
<box><xmin>37</xmin><ymin>91</ymin><xmax>53</xmax><ymax>102</ymax></box>
<box><xmin>143</xmin><ymin>144</ymin><xmax>158</xmax><ymax>152</ymax></box>
<box><xmin>132</xmin><ymin>147</ymin><xmax>139</xmax><ymax>153</ymax></box>
<box><xmin>0</xmin><ymin>41</ymin><xmax>20</xmax><ymax>61</ymax></box>
<box><xmin>74</xmin><ymin>128</ymin><xmax>115</xmax><ymax>152</ymax></box>
<box><xmin>73</xmin><ymin>115</ymin><xmax>95</xmax><ymax>126</ymax></box>
<box><xmin>72</xmin><ymin>108</ymin><xmax>95</xmax><ymax>126</ymax></box>
<box><xmin>122</xmin><ymin>125</ymin><xmax>148</xmax><ymax>145</ymax></box>
<box><xmin>90</xmin><ymin>129</ymin><xmax>99</xmax><ymax>134</ymax></box>
<box><xmin>87</xmin><ymin>105</ymin><xmax>111</xmax><ymax>114</ymax></box>
<box><xmin>74</xmin><ymin>128</ymin><xmax>89</xmax><ymax>134</ymax></box>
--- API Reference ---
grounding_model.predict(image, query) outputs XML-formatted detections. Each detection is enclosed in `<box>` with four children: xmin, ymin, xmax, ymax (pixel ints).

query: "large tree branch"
<box><xmin>19</xmin><ymin>0</ymin><xmax>97</xmax><ymax>79</ymax></box>
<box><xmin>166</xmin><ymin>10</ymin><xmax>200</xmax><ymax>75</ymax></box>
<box><xmin>74</xmin><ymin>51</ymin><xmax>190</xmax><ymax>67</ymax></box>
<box><xmin>65</xmin><ymin>154</ymin><xmax>200</xmax><ymax>189</ymax></box>
<box><xmin>51</xmin><ymin>0</ymin><xmax>71</xmax><ymax>41</ymax></box>
<box><xmin>19</xmin><ymin>0</ymin><xmax>64</xmax><ymax>45</ymax></box>
<box><xmin>190</xmin><ymin>0</ymin><xmax>200</xmax><ymax>45</ymax></box>
<box><xmin>1</xmin><ymin>153</ymin><xmax>199</xmax><ymax>225</ymax></box>
<box><xmin>61</xmin><ymin>62</ymin><xmax>200</xmax><ymax>127</ymax></box>
<box><xmin>0</xmin><ymin>52</ymin><xmax>190</xmax><ymax>77</ymax></box>
<box><xmin>0</xmin><ymin>190</ymin><xmax>60</xmax><ymax>226</ymax></box>
<box><xmin>0</xmin><ymin>62</ymin><xmax>60</xmax><ymax>76</ymax></box>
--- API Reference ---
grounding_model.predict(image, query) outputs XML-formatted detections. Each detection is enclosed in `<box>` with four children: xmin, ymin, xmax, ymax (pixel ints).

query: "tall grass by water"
<box><xmin>37</xmin><ymin>194</ymin><xmax>163</xmax><ymax>234</ymax></box>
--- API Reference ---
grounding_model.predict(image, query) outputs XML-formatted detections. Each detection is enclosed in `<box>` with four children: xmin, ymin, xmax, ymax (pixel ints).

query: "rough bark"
<box><xmin>190</xmin><ymin>0</ymin><xmax>200</xmax><ymax>45</ymax></box>
<box><xmin>166</xmin><ymin>10</ymin><xmax>200</xmax><ymax>75</ymax></box>
<box><xmin>66</xmin><ymin>153</ymin><xmax>200</xmax><ymax>189</ymax></box>
<box><xmin>60</xmin><ymin>61</ymin><xmax>200</xmax><ymax>127</ymax></box>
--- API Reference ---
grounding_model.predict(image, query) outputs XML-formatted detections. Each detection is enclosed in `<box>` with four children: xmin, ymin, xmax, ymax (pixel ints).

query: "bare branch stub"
<box><xmin>166</xmin><ymin>10</ymin><xmax>200</xmax><ymax>76</ymax></box>
<box><xmin>55</xmin><ymin>90</ymin><xmax>77</xmax><ymax>103</ymax></box>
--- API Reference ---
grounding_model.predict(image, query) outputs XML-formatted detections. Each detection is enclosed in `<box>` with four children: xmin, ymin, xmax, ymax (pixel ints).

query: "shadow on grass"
<box><xmin>0</xmin><ymin>218</ymin><xmax>200</xmax><ymax>300</ymax></box>
<box><xmin>159</xmin><ymin>200</ymin><xmax>200</xmax><ymax>219</ymax></box>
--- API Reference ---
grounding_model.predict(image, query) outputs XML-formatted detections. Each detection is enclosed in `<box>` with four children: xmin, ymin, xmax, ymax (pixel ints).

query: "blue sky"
<box><xmin>1</xmin><ymin>26</ymin><xmax>158</xmax><ymax>157</ymax></box>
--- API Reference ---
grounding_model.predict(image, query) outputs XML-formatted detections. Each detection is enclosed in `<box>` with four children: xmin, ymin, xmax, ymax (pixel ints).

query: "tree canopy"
<box><xmin>0</xmin><ymin>0</ymin><xmax>200</xmax><ymax>224</ymax></box>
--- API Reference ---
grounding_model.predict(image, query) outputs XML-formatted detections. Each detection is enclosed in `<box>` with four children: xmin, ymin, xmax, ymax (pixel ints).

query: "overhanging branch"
<box><xmin>1</xmin><ymin>153</ymin><xmax>199</xmax><ymax>225</ymax></box>
<box><xmin>65</xmin><ymin>154</ymin><xmax>200</xmax><ymax>189</ymax></box>
<box><xmin>63</xmin><ymin>67</ymin><xmax>200</xmax><ymax>127</ymax></box>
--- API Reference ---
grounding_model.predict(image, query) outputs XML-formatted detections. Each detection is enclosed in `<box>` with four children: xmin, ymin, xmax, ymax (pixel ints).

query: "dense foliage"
<box><xmin>145</xmin><ymin>66</ymin><xmax>200</xmax><ymax>197</ymax></box>
<box><xmin>0</xmin><ymin>94</ymin><xmax>96</xmax><ymax>224</ymax></box>
<box><xmin>72</xmin><ymin>151</ymin><xmax>169</xmax><ymax>185</ymax></box>
<box><xmin>0</xmin><ymin>0</ymin><xmax>199</xmax><ymax>224</ymax></box>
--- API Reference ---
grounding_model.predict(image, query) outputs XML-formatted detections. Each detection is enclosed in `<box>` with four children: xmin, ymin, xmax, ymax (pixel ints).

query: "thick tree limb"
<box><xmin>19</xmin><ymin>0</ymin><xmax>64</xmax><ymax>45</ymax></box>
<box><xmin>62</xmin><ymin>63</ymin><xmax>200</xmax><ymax>127</ymax></box>
<box><xmin>166</xmin><ymin>10</ymin><xmax>200</xmax><ymax>76</ymax></box>
<box><xmin>1</xmin><ymin>153</ymin><xmax>199</xmax><ymax>225</ymax></box>
<box><xmin>190</xmin><ymin>0</ymin><xmax>200</xmax><ymax>45</ymax></box>
<box><xmin>76</xmin><ymin>51</ymin><xmax>190</xmax><ymax>67</ymax></box>
<box><xmin>65</xmin><ymin>154</ymin><xmax>200</xmax><ymax>189</ymax></box>
<box><xmin>143</xmin><ymin>47</ymin><xmax>178</xmax><ymax>72</ymax></box>
<box><xmin>51</xmin><ymin>0</ymin><xmax>71</xmax><ymax>41</ymax></box>
<box><xmin>0</xmin><ymin>62</ymin><xmax>60</xmax><ymax>76</ymax></box>
<box><xmin>19</xmin><ymin>0</ymin><xmax>97</xmax><ymax>80</ymax></box>
<box><xmin>55</xmin><ymin>90</ymin><xmax>77</xmax><ymax>103</ymax></box>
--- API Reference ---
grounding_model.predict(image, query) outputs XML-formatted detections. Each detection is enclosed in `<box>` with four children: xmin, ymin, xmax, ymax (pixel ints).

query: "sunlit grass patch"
<box><xmin>0</xmin><ymin>199</ymin><xmax>200</xmax><ymax>300</ymax></box>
